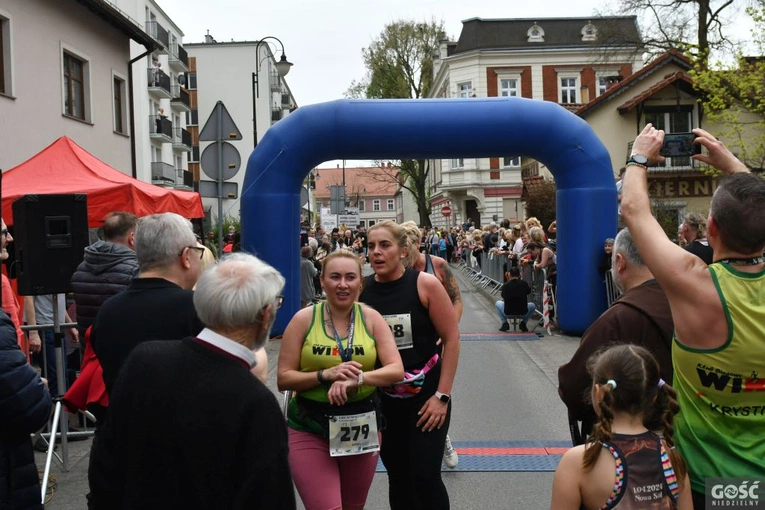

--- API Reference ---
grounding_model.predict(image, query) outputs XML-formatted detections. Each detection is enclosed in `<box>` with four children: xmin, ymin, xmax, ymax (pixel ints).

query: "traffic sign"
<box><xmin>198</xmin><ymin>180</ymin><xmax>238</xmax><ymax>199</ymax></box>
<box><xmin>199</xmin><ymin>101</ymin><xmax>242</xmax><ymax>141</ymax></box>
<box><xmin>441</xmin><ymin>205</ymin><xmax>452</xmax><ymax>217</ymax></box>
<box><xmin>200</xmin><ymin>142</ymin><xmax>241</xmax><ymax>181</ymax></box>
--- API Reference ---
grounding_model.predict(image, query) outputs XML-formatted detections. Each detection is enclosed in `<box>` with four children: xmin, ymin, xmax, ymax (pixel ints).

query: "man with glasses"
<box><xmin>91</xmin><ymin>212</ymin><xmax>205</xmax><ymax>396</ymax></box>
<box><xmin>0</xmin><ymin>220</ymin><xmax>26</xmax><ymax>356</ymax></box>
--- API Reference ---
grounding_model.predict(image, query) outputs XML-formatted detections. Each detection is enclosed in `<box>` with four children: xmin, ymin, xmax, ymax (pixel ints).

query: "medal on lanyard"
<box><xmin>327</xmin><ymin>304</ymin><xmax>355</xmax><ymax>362</ymax></box>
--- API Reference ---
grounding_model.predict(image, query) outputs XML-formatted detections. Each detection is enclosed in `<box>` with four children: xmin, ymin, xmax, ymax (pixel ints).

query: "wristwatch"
<box><xmin>626</xmin><ymin>153</ymin><xmax>649</xmax><ymax>169</ymax></box>
<box><xmin>434</xmin><ymin>391</ymin><xmax>451</xmax><ymax>403</ymax></box>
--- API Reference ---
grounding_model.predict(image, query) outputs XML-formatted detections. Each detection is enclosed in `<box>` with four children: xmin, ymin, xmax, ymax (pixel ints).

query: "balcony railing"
<box><xmin>170</xmin><ymin>85</ymin><xmax>190</xmax><ymax>111</ymax></box>
<box><xmin>176</xmin><ymin>169</ymin><xmax>194</xmax><ymax>188</ymax></box>
<box><xmin>145</xmin><ymin>20</ymin><xmax>169</xmax><ymax>49</ymax></box>
<box><xmin>147</xmin><ymin>68</ymin><xmax>172</xmax><ymax>97</ymax></box>
<box><xmin>169</xmin><ymin>43</ymin><xmax>189</xmax><ymax>70</ymax></box>
<box><xmin>172</xmin><ymin>127</ymin><xmax>192</xmax><ymax>151</ymax></box>
<box><xmin>151</xmin><ymin>161</ymin><xmax>175</xmax><ymax>183</ymax></box>
<box><xmin>149</xmin><ymin>115</ymin><xmax>173</xmax><ymax>140</ymax></box>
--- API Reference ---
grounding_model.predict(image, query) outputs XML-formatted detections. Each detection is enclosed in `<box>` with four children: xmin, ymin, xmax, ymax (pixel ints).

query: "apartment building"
<box><xmin>0</xmin><ymin>0</ymin><xmax>156</xmax><ymax>173</ymax></box>
<box><xmin>110</xmin><ymin>0</ymin><xmax>192</xmax><ymax>188</ymax></box>
<box><xmin>426</xmin><ymin>16</ymin><xmax>643</xmax><ymax>227</ymax></box>
<box><xmin>186</xmin><ymin>34</ymin><xmax>298</xmax><ymax>221</ymax></box>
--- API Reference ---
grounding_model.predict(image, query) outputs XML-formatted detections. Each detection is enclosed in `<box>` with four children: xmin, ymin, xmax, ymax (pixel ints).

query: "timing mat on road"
<box><xmin>459</xmin><ymin>332</ymin><xmax>543</xmax><ymax>342</ymax></box>
<box><xmin>375</xmin><ymin>440</ymin><xmax>570</xmax><ymax>472</ymax></box>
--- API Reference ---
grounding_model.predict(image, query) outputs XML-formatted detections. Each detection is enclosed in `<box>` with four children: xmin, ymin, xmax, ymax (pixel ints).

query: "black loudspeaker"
<box><xmin>12</xmin><ymin>194</ymin><xmax>89</xmax><ymax>296</ymax></box>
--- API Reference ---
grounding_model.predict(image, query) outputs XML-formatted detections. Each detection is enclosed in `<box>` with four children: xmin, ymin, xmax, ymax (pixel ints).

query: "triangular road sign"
<box><xmin>199</xmin><ymin>101</ymin><xmax>243</xmax><ymax>141</ymax></box>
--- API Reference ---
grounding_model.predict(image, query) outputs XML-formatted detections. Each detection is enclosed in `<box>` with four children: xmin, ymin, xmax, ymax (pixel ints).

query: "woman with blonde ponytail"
<box><xmin>550</xmin><ymin>344</ymin><xmax>691</xmax><ymax>509</ymax></box>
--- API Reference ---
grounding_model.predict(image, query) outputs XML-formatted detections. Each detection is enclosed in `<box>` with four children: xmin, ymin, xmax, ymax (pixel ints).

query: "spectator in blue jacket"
<box><xmin>0</xmin><ymin>308</ymin><xmax>52</xmax><ymax>509</ymax></box>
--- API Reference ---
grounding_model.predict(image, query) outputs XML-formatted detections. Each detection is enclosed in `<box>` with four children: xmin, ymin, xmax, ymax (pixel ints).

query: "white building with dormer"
<box><xmin>426</xmin><ymin>16</ymin><xmax>644</xmax><ymax>228</ymax></box>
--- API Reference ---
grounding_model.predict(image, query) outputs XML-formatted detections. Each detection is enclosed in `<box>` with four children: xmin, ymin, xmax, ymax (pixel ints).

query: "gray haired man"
<box><xmin>91</xmin><ymin>212</ymin><xmax>205</xmax><ymax>395</ymax></box>
<box><xmin>89</xmin><ymin>253</ymin><xmax>295</xmax><ymax>509</ymax></box>
<box><xmin>558</xmin><ymin>228</ymin><xmax>674</xmax><ymax>443</ymax></box>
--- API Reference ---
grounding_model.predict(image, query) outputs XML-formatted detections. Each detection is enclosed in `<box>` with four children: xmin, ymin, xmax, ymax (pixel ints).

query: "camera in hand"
<box><xmin>660</xmin><ymin>132</ymin><xmax>702</xmax><ymax>158</ymax></box>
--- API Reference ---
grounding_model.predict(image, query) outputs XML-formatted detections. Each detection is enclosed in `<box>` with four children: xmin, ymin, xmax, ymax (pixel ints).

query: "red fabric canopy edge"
<box><xmin>1</xmin><ymin>136</ymin><xmax>204</xmax><ymax>227</ymax></box>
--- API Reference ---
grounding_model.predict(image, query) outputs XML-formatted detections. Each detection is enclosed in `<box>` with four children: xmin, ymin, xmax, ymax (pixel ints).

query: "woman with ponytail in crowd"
<box><xmin>550</xmin><ymin>344</ymin><xmax>692</xmax><ymax>509</ymax></box>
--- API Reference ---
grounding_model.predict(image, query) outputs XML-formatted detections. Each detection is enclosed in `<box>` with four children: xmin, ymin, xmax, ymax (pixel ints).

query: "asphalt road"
<box><xmin>37</xmin><ymin>263</ymin><xmax>580</xmax><ymax>510</ymax></box>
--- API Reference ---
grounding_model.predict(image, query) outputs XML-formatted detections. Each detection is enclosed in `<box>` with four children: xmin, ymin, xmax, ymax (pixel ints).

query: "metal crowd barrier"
<box><xmin>604</xmin><ymin>271</ymin><xmax>622</xmax><ymax>306</ymax></box>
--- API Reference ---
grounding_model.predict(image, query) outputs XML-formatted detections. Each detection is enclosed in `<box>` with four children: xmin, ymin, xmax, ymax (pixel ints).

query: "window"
<box><xmin>451</xmin><ymin>159</ymin><xmax>464</xmax><ymax>169</ymax></box>
<box><xmin>598</xmin><ymin>77</ymin><xmax>609</xmax><ymax>96</ymax></box>
<box><xmin>457</xmin><ymin>82</ymin><xmax>472</xmax><ymax>98</ymax></box>
<box><xmin>368</xmin><ymin>220</ymin><xmax>375</xmax><ymax>227</ymax></box>
<box><xmin>0</xmin><ymin>15</ymin><xmax>10</xmax><ymax>95</ymax></box>
<box><xmin>358</xmin><ymin>199</ymin><xmax>365</xmax><ymax>211</ymax></box>
<box><xmin>187</xmin><ymin>72</ymin><xmax>197</xmax><ymax>89</ymax></box>
<box><xmin>113</xmin><ymin>77</ymin><xmax>126</xmax><ymax>133</ymax></box>
<box><xmin>503</xmin><ymin>157</ymin><xmax>521</xmax><ymax>167</ymax></box>
<box><xmin>373</xmin><ymin>199</ymin><xmax>380</xmax><ymax>211</ymax></box>
<box><xmin>499</xmin><ymin>78</ymin><xmax>519</xmax><ymax>97</ymax></box>
<box><xmin>63</xmin><ymin>52</ymin><xmax>86</xmax><ymax>120</ymax></box>
<box><xmin>560</xmin><ymin>77</ymin><xmax>578</xmax><ymax>104</ymax></box>
<box><xmin>358</xmin><ymin>220</ymin><xmax>365</xmax><ymax>228</ymax></box>
<box><xmin>387</xmin><ymin>199</ymin><xmax>394</xmax><ymax>210</ymax></box>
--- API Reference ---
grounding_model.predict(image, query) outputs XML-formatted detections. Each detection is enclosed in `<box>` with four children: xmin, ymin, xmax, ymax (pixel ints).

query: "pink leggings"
<box><xmin>288</xmin><ymin>428</ymin><xmax>380</xmax><ymax>510</ymax></box>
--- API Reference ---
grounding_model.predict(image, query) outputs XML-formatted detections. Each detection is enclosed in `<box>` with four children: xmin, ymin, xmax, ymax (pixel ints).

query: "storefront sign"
<box><xmin>648</xmin><ymin>176</ymin><xmax>717</xmax><ymax>199</ymax></box>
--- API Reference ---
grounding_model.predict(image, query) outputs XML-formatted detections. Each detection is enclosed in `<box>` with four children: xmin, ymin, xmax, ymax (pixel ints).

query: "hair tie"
<box><xmin>658</xmin><ymin>379</ymin><xmax>666</xmax><ymax>388</ymax></box>
<box><xmin>606</xmin><ymin>379</ymin><xmax>617</xmax><ymax>390</ymax></box>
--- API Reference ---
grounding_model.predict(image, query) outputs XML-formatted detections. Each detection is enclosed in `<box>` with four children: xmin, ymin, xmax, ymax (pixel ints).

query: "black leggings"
<box><xmin>380</xmin><ymin>395</ymin><xmax>451</xmax><ymax>510</ymax></box>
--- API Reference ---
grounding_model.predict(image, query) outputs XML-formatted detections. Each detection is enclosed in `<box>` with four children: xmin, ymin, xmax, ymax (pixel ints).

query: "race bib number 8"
<box><xmin>383</xmin><ymin>314</ymin><xmax>414</xmax><ymax>350</ymax></box>
<box><xmin>328</xmin><ymin>411</ymin><xmax>380</xmax><ymax>457</ymax></box>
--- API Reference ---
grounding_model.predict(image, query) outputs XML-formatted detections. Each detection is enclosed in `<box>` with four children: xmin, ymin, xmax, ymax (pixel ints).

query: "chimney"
<box><xmin>580</xmin><ymin>86</ymin><xmax>590</xmax><ymax>104</ymax></box>
<box><xmin>204</xmin><ymin>30</ymin><xmax>216</xmax><ymax>44</ymax></box>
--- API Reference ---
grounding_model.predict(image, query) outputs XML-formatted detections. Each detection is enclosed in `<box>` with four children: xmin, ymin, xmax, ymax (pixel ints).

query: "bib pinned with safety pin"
<box><xmin>328</xmin><ymin>411</ymin><xmax>380</xmax><ymax>457</ymax></box>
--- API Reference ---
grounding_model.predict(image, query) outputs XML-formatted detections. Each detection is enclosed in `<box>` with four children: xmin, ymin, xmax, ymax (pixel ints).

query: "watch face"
<box><xmin>439</xmin><ymin>394</ymin><xmax>450</xmax><ymax>403</ymax></box>
<box><xmin>630</xmin><ymin>154</ymin><xmax>649</xmax><ymax>165</ymax></box>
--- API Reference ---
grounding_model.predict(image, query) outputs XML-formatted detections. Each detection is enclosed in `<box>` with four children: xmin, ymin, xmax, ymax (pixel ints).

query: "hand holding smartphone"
<box><xmin>660</xmin><ymin>132</ymin><xmax>702</xmax><ymax>158</ymax></box>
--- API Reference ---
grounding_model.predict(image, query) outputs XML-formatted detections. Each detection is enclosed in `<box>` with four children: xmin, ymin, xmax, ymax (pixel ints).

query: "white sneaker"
<box><xmin>443</xmin><ymin>435</ymin><xmax>458</xmax><ymax>468</ymax></box>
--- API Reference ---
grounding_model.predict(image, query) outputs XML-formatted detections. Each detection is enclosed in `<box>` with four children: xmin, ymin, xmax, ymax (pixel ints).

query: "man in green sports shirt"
<box><xmin>621</xmin><ymin>124</ymin><xmax>765</xmax><ymax>509</ymax></box>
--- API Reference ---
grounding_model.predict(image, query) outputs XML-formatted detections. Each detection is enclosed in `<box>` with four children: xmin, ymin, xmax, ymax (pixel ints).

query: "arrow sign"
<box><xmin>199</xmin><ymin>101</ymin><xmax>242</xmax><ymax>141</ymax></box>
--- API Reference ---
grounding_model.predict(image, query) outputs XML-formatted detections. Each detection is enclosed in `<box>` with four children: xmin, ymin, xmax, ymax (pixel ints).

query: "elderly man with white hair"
<box><xmin>88</xmin><ymin>253</ymin><xmax>295</xmax><ymax>509</ymax></box>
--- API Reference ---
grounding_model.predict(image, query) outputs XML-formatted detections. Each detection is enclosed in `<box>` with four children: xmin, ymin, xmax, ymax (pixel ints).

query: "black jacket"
<box><xmin>71</xmin><ymin>241</ymin><xmax>139</xmax><ymax>338</ymax></box>
<box><xmin>0</xmin><ymin>310</ymin><xmax>51</xmax><ymax>509</ymax></box>
<box><xmin>501</xmin><ymin>279</ymin><xmax>532</xmax><ymax>316</ymax></box>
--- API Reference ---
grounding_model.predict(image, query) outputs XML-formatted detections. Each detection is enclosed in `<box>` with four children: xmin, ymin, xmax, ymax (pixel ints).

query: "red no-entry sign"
<box><xmin>441</xmin><ymin>205</ymin><xmax>452</xmax><ymax>217</ymax></box>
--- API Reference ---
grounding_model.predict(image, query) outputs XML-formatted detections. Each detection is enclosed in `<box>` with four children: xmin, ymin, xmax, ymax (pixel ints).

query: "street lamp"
<box><xmin>252</xmin><ymin>36</ymin><xmax>293</xmax><ymax>149</ymax></box>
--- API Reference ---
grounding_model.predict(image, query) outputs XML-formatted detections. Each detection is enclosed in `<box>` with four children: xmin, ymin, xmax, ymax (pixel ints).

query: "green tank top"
<box><xmin>672</xmin><ymin>262</ymin><xmax>765</xmax><ymax>493</ymax></box>
<box><xmin>297</xmin><ymin>302</ymin><xmax>377</xmax><ymax>403</ymax></box>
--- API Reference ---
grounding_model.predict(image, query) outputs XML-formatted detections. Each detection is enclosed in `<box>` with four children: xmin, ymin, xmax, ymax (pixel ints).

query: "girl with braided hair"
<box><xmin>550</xmin><ymin>344</ymin><xmax>692</xmax><ymax>509</ymax></box>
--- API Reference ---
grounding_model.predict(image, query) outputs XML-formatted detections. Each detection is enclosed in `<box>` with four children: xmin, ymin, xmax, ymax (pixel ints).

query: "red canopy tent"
<box><xmin>2</xmin><ymin>136</ymin><xmax>204</xmax><ymax>226</ymax></box>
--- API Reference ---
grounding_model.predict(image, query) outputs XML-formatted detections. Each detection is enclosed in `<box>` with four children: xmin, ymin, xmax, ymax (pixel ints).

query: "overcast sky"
<box><xmin>160</xmin><ymin>0</ymin><xmax>618</xmax><ymax>105</ymax></box>
<box><xmin>157</xmin><ymin>0</ymin><xmax>752</xmax><ymax>167</ymax></box>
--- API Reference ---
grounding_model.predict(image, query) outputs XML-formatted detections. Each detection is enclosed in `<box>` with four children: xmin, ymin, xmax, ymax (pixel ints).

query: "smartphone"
<box><xmin>660</xmin><ymin>132</ymin><xmax>702</xmax><ymax>158</ymax></box>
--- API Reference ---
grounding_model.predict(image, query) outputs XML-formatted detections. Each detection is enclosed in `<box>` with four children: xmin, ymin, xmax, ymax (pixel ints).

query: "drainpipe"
<box><xmin>128</xmin><ymin>46</ymin><xmax>155</xmax><ymax>179</ymax></box>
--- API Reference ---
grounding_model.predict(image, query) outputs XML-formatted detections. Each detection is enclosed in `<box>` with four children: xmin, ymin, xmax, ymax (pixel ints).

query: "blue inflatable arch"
<box><xmin>242</xmin><ymin>98</ymin><xmax>616</xmax><ymax>335</ymax></box>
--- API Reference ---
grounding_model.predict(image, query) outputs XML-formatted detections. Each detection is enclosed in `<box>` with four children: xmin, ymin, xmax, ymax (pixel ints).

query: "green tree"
<box><xmin>346</xmin><ymin>19</ymin><xmax>446</xmax><ymax>226</ymax></box>
<box><xmin>690</xmin><ymin>2</ymin><xmax>765</xmax><ymax>171</ymax></box>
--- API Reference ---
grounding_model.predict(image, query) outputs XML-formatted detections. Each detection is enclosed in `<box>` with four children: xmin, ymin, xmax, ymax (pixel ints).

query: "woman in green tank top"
<box><xmin>278</xmin><ymin>250</ymin><xmax>403</xmax><ymax>510</ymax></box>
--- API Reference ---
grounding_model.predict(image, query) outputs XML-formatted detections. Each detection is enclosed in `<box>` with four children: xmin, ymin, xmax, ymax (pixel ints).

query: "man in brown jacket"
<box><xmin>557</xmin><ymin>228</ymin><xmax>674</xmax><ymax>443</ymax></box>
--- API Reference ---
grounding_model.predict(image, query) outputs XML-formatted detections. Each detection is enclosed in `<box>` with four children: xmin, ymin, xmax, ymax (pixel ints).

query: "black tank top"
<box><xmin>360</xmin><ymin>268</ymin><xmax>441</xmax><ymax>372</ymax></box>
